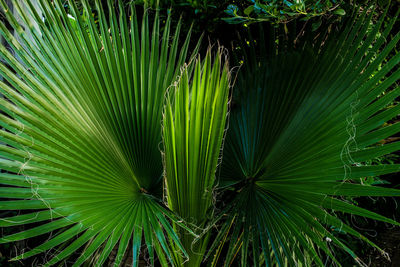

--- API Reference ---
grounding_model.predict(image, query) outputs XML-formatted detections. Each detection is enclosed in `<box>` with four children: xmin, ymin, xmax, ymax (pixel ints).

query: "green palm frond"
<box><xmin>0</xmin><ymin>0</ymin><xmax>199</xmax><ymax>265</ymax></box>
<box><xmin>212</xmin><ymin>9</ymin><xmax>400</xmax><ymax>266</ymax></box>
<box><xmin>2</xmin><ymin>1</ymin><xmax>400</xmax><ymax>266</ymax></box>
<box><xmin>162</xmin><ymin>48</ymin><xmax>231</xmax><ymax>266</ymax></box>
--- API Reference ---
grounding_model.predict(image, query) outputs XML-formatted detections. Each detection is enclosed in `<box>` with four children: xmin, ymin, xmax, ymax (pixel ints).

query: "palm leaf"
<box><xmin>0</xmin><ymin>0</ymin><xmax>199</xmax><ymax>265</ymax></box>
<box><xmin>162</xmin><ymin>48</ymin><xmax>231</xmax><ymax>266</ymax></box>
<box><xmin>212</xmin><ymin>8</ymin><xmax>400</xmax><ymax>266</ymax></box>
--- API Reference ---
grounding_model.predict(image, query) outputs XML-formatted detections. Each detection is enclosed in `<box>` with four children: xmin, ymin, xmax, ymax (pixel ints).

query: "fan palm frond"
<box><xmin>0</xmin><ymin>0</ymin><xmax>199</xmax><ymax>265</ymax></box>
<box><xmin>212</xmin><ymin>8</ymin><xmax>400</xmax><ymax>266</ymax></box>
<box><xmin>162</xmin><ymin>48</ymin><xmax>231</xmax><ymax>266</ymax></box>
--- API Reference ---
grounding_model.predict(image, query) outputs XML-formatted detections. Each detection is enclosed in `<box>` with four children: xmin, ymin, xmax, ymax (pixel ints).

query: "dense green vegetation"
<box><xmin>0</xmin><ymin>0</ymin><xmax>399</xmax><ymax>266</ymax></box>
